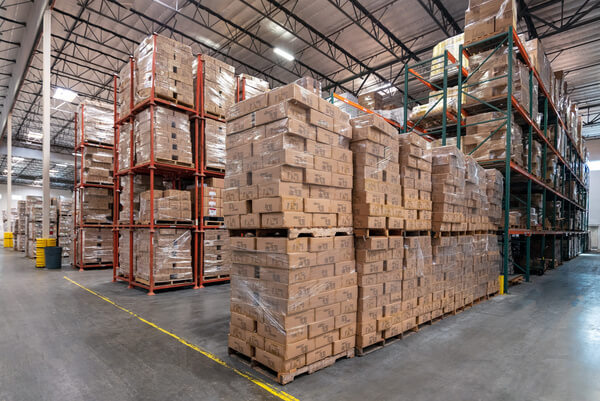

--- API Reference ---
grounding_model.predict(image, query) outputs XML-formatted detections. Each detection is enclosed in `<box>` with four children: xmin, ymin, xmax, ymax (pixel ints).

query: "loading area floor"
<box><xmin>1</xmin><ymin>248</ymin><xmax>599</xmax><ymax>401</ymax></box>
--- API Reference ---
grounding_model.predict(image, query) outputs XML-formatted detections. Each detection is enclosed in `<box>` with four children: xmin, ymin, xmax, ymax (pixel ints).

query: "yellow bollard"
<box><xmin>499</xmin><ymin>275</ymin><xmax>505</xmax><ymax>295</ymax></box>
<box><xmin>36</xmin><ymin>238</ymin><xmax>56</xmax><ymax>268</ymax></box>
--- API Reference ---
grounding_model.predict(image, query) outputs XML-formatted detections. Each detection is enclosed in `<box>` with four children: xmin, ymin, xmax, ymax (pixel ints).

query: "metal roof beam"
<box><xmin>517</xmin><ymin>0</ymin><xmax>538</xmax><ymax>39</ymax></box>
<box><xmin>416</xmin><ymin>0</ymin><xmax>462</xmax><ymax>38</ymax></box>
<box><xmin>0</xmin><ymin>0</ymin><xmax>50</xmax><ymax>141</ymax></box>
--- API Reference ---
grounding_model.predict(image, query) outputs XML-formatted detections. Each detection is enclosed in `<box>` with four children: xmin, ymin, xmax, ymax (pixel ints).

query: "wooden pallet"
<box><xmin>135</xmin><ymin>276</ymin><xmax>194</xmax><ymax>286</ymax></box>
<box><xmin>205</xmin><ymin>165</ymin><xmax>226</xmax><ymax>174</ymax></box>
<box><xmin>153</xmin><ymin>219</ymin><xmax>194</xmax><ymax>225</ymax></box>
<box><xmin>82</xmin><ymin>138</ymin><xmax>114</xmax><ymax>147</ymax></box>
<box><xmin>353</xmin><ymin>228</ymin><xmax>403</xmax><ymax>238</ymax></box>
<box><xmin>232</xmin><ymin>227</ymin><xmax>354</xmax><ymax>239</ymax></box>
<box><xmin>203</xmin><ymin>217</ymin><xmax>224</xmax><ymax>227</ymax></box>
<box><xmin>155</xmin><ymin>158</ymin><xmax>194</xmax><ymax>168</ymax></box>
<box><xmin>82</xmin><ymin>180</ymin><xmax>113</xmax><ymax>186</ymax></box>
<box><xmin>205</xmin><ymin>110</ymin><xmax>226</xmax><ymax>121</ymax></box>
<box><xmin>228</xmin><ymin>347</ymin><xmax>354</xmax><ymax>385</ymax></box>
<box><xmin>202</xmin><ymin>274</ymin><xmax>230</xmax><ymax>281</ymax></box>
<box><xmin>508</xmin><ymin>274</ymin><xmax>524</xmax><ymax>286</ymax></box>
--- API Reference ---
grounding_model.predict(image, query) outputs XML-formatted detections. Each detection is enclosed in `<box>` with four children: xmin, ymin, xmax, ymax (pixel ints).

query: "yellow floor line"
<box><xmin>63</xmin><ymin>276</ymin><xmax>299</xmax><ymax>401</ymax></box>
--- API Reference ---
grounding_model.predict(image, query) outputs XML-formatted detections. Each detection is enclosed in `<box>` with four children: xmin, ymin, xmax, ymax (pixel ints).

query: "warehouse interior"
<box><xmin>1</xmin><ymin>0</ymin><xmax>599</xmax><ymax>400</ymax></box>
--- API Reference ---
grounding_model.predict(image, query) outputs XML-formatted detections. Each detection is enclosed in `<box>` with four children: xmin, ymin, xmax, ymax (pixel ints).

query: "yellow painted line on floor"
<box><xmin>63</xmin><ymin>276</ymin><xmax>299</xmax><ymax>401</ymax></box>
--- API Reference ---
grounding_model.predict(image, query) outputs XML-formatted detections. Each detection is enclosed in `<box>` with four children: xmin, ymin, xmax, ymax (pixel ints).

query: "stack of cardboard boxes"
<box><xmin>349</xmin><ymin>114</ymin><xmax>404</xmax><ymax>350</ymax></box>
<box><xmin>358</xmin><ymin>91</ymin><xmax>384</xmax><ymax>111</ymax></box>
<box><xmin>200</xmin><ymin>54</ymin><xmax>236</xmax><ymax>117</ymax></box>
<box><xmin>134</xmin><ymin>229</ymin><xmax>193</xmax><ymax>283</ymax></box>
<box><xmin>464</xmin><ymin>156</ymin><xmax>490</xmax><ymax>231</ymax></box>
<box><xmin>80</xmin><ymin>188</ymin><xmax>113</xmax><ymax>224</ymax></box>
<box><xmin>227</xmin><ymin>82</ymin><xmax>357</xmax><ymax>381</ymax></box>
<box><xmin>79</xmin><ymin>228</ymin><xmax>113</xmax><ymax>265</ymax></box>
<box><xmin>138</xmin><ymin>189</ymin><xmax>192</xmax><ymax>223</ymax></box>
<box><xmin>117</xmin><ymin>121</ymin><xmax>132</xmax><ymax>172</ymax></box>
<box><xmin>205</xmin><ymin>119</ymin><xmax>226</xmax><ymax>171</ymax></box>
<box><xmin>135</xmin><ymin>34</ymin><xmax>194</xmax><ymax>107</ymax></box>
<box><xmin>58</xmin><ymin>197</ymin><xmax>73</xmax><ymax>261</ymax></box>
<box><xmin>81</xmin><ymin>147</ymin><xmax>113</xmax><ymax>185</ymax></box>
<box><xmin>202</xmin><ymin>177</ymin><xmax>224</xmax><ymax>222</ymax></box>
<box><xmin>238</xmin><ymin>74</ymin><xmax>270</xmax><ymax>100</ymax></box>
<box><xmin>464</xmin><ymin>0</ymin><xmax>517</xmax><ymax>46</ymax></box>
<box><xmin>398</xmin><ymin>133</ymin><xmax>432</xmax><ymax>230</ymax></box>
<box><xmin>485</xmin><ymin>169</ymin><xmax>504</xmax><ymax>228</ymax></box>
<box><xmin>463</xmin><ymin>112</ymin><xmax>524</xmax><ymax>165</ymax></box>
<box><xmin>203</xmin><ymin>229</ymin><xmax>230</xmax><ymax>278</ymax></box>
<box><xmin>431</xmin><ymin>146</ymin><xmax>467</xmax><ymax>232</ymax></box>
<box><xmin>134</xmin><ymin>106</ymin><xmax>193</xmax><ymax>166</ymax></box>
<box><xmin>15</xmin><ymin>201</ymin><xmax>26</xmax><ymax>252</ymax></box>
<box><xmin>79</xmin><ymin>101</ymin><xmax>115</xmax><ymax>145</ymax></box>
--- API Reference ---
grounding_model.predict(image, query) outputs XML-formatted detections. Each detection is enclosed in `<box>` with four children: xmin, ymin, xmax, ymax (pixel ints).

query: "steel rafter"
<box><xmin>517</xmin><ymin>0</ymin><xmax>539</xmax><ymax>39</ymax></box>
<box><xmin>416</xmin><ymin>0</ymin><xmax>461</xmax><ymax>38</ymax></box>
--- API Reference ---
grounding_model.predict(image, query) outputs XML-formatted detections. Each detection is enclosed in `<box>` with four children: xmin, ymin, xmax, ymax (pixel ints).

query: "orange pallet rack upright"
<box><xmin>113</xmin><ymin>35</ymin><xmax>198</xmax><ymax>295</ymax></box>
<box><xmin>195</xmin><ymin>54</ymin><xmax>229</xmax><ymax>288</ymax></box>
<box><xmin>73</xmin><ymin>104</ymin><xmax>115</xmax><ymax>271</ymax></box>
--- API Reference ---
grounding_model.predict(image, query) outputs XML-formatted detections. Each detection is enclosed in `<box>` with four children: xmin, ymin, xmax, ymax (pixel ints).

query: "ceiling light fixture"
<box><xmin>53</xmin><ymin>87</ymin><xmax>78</xmax><ymax>103</ymax></box>
<box><xmin>274</xmin><ymin>47</ymin><xmax>295</xmax><ymax>61</ymax></box>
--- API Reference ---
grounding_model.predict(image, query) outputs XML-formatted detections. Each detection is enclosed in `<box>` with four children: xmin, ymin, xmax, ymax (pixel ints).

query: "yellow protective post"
<box><xmin>3</xmin><ymin>232</ymin><xmax>13</xmax><ymax>248</ymax></box>
<box><xmin>499</xmin><ymin>275</ymin><xmax>505</xmax><ymax>295</ymax></box>
<box><xmin>36</xmin><ymin>238</ymin><xmax>56</xmax><ymax>267</ymax></box>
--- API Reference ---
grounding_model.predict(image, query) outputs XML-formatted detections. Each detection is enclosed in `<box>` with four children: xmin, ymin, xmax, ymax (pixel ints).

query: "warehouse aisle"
<box><xmin>1</xmin><ymin>248</ymin><xmax>599</xmax><ymax>401</ymax></box>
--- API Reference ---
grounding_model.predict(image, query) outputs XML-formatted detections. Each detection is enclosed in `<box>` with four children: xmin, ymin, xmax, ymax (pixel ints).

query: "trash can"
<box><xmin>44</xmin><ymin>247</ymin><xmax>63</xmax><ymax>269</ymax></box>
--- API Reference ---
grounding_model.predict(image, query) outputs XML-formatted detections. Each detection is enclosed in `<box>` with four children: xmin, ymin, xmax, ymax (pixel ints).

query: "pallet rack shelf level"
<box><xmin>73</xmin><ymin>104</ymin><xmax>115</xmax><ymax>271</ymax></box>
<box><xmin>453</xmin><ymin>27</ymin><xmax>589</xmax><ymax>288</ymax></box>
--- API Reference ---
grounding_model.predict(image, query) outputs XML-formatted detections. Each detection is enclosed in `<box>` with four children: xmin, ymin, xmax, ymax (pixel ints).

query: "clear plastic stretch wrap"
<box><xmin>464</xmin><ymin>155</ymin><xmax>491</xmax><ymax>230</ymax></box>
<box><xmin>80</xmin><ymin>187</ymin><xmax>113</xmax><ymax>224</ymax></box>
<box><xmin>118</xmin><ymin>121</ymin><xmax>132</xmax><ymax>171</ymax></box>
<box><xmin>464</xmin><ymin>46</ymin><xmax>533</xmax><ymax>114</ymax></box>
<box><xmin>204</xmin><ymin>229</ymin><xmax>230</xmax><ymax>276</ymax></box>
<box><xmin>350</xmin><ymin>114</ymin><xmax>402</xmax><ymax>230</ymax></box>
<box><xmin>464</xmin><ymin>0</ymin><xmax>517</xmax><ymax>45</ymax></box>
<box><xmin>431</xmin><ymin>146</ymin><xmax>467</xmax><ymax>232</ymax></box>
<box><xmin>81</xmin><ymin>146</ymin><xmax>113</xmax><ymax>185</ymax></box>
<box><xmin>485</xmin><ymin>169</ymin><xmax>504</xmax><ymax>229</ymax></box>
<box><xmin>79</xmin><ymin>228</ymin><xmax>113</xmax><ymax>265</ymax></box>
<box><xmin>523</xmin><ymin>37</ymin><xmax>553</xmax><ymax>95</ymax></box>
<box><xmin>464</xmin><ymin>111</ymin><xmax>524</xmax><ymax>164</ymax></box>
<box><xmin>398</xmin><ymin>132</ymin><xmax>433</xmax><ymax>231</ymax></box>
<box><xmin>79</xmin><ymin>100</ymin><xmax>114</xmax><ymax>145</ymax></box>
<box><xmin>134</xmin><ymin>229</ymin><xmax>193</xmax><ymax>282</ymax></box>
<box><xmin>58</xmin><ymin>197</ymin><xmax>73</xmax><ymax>259</ymax></box>
<box><xmin>134</xmin><ymin>105</ymin><xmax>193</xmax><ymax>166</ymax></box>
<box><xmin>226</xmin><ymin>81</ymin><xmax>357</xmax><ymax>373</ymax></box>
<box><xmin>196</xmin><ymin>54</ymin><xmax>235</xmax><ymax>117</ymax></box>
<box><xmin>409</xmin><ymin>87</ymin><xmax>463</xmax><ymax>126</ymax></box>
<box><xmin>205</xmin><ymin>118</ymin><xmax>226</xmax><ymax>170</ymax></box>
<box><xmin>429</xmin><ymin>33</ymin><xmax>469</xmax><ymax>82</ymax></box>
<box><xmin>238</xmin><ymin>73</ymin><xmax>270</xmax><ymax>100</ymax></box>
<box><xmin>138</xmin><ymin>189</ymin><xmax>191</xmax><ymax>223</ymax></box>
<box><xmin>118</xmin><ymin>232</ymin><xmax>130</xmax><ymax>277</ymax></box>
<box><xmin>119</xmin><ymin>175</ymin><xmax>154</xmax><ymax>223</ymax></box>
<box><xmin>134</xmin><ymin>34</ymin><xmax>194</xmax><ymax>107</ymax></box>
<box><xmin>118</xmin><ymin>63</ymin><xmax>133</xmax><ymax>119</ymax></box>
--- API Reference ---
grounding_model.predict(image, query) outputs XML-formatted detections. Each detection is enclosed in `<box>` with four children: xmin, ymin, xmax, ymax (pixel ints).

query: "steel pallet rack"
<box><xmin>113</xmin><ymin>35</ymin><xmax>199</xmax><ymax>295</ymax></box>
<box><xmin>195</xmin><ymin>54</ymin><xmax>229</xmax><ymax>287</ymax></box>
<box><xmin>235</xmin><ymin>75</ymin><xmax>247</xmax><ymax>103</ymax></box>
<box><xmin>73</xmin><ymin>105</ymin><xmax>114</xmax><ymax>271</ymax></box>
<box><xmin>402</xmin><ymin>48</ymin><xmax>468</xmax><ymax>143</ymax></box>
<box><xmin>451</xmin><ymin>27</ymin><xmax>589</xmax><ymax>290</ymax></box>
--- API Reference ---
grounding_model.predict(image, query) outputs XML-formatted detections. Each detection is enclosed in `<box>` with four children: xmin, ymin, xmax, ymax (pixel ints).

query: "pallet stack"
<box><xmin>464</xmin><ymin>0</ymin><xmax>516</xmax><ymax>46</ymax></box>
<box><xmin>349</xmin><ymin>114</ymin><xmax>404</xmax><ymax>350</ymax></box>
<box><xmin>134</xmin><ymin>229</ymin><xmax>193</xmax><ymax>284</ymax></box>
<box><xmin>138</xmin><ymin>189</ymin><xmax>192</xmax><ymax>224</ymax></box>
<box><xmin>227</xmin><ymin>81</ymin><xmax>357</xmax><ymax>384</ymax></box>
<box><xmin>25</xmin><ymin>196</ymin><xmax>57</xmax><ymax>259</ymax></box>
<box><xmin>203</xmin><ymin>229</ymin><xmax>230</xmax><ymax>279</ymax></box>
<box><xmin>14</xmin><ymin>201</ymin><xmax>26</xmax><ymax>252</ymax></box>
<box><xmin>236</xmin><ymin>73</ymin><xmax>270</xmax><ymax>101</ymax></box>
<box><xmin>58</xmin><ymin>197</ymin><xmax>73</xmax><ymax>262</ymax></box>
<box><xmin>431</xmin><ymin>146</ymin><xmax>467</xmax><ymax>232</ymax></box>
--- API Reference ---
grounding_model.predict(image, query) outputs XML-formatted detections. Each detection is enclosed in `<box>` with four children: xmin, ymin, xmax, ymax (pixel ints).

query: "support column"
<box><xmin>42</xmin><ymin>8</ymin><xmax>51</xmax><ymax>238</ymax></box>
<box><xmin>6</xmin><ymin>113</ymin><xmax>11</xmax><ymax>229</ymax></box>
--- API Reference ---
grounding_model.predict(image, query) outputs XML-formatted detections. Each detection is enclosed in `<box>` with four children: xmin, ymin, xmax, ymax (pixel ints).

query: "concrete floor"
<box><xmin>1</xmin><ymin>249</ymin><xmax>599</xmax><ymax>401</ymax></box>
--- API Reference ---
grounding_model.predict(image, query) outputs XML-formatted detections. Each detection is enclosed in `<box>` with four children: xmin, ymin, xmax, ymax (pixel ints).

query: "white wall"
<box><xmin>1</xmin><ymin>183</ymin><xmax>72</xmax><ymax>233</ymax></box>
<box><xmin>588</xmin><ymin>139</ymin><xmax>600</xmax><ymax>226</ymax></box>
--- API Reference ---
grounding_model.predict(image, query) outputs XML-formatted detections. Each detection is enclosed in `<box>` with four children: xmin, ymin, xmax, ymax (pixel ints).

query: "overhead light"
<box><xmin>588</xmin><ymin>160</ymin><xmax>600</xmax><ymax>171</ymax></box>
<box><xmin>53</xmin><ymin>87</ymin><xmax>78</xmax><ymax>103</ymax></box>
<box><xmin>12</xmin><ymin>156</ymin><xmax>24</xmax><ymax>163</ymax></box>
<box><xmin>28</xmin><ymin>131</ymin><xmax>43</xmax><ymax>140</ymax></box>
<box><xmin>371</xmin><ymin>82</ymin><xmax>391</xmax><ymax>92</ymax></box>
<box><xmin>273</xmin><ymin>47</ymin><xmax>295</xmax><ymax>61</ymax></box>
<box><xmin>55</xmin><ymin>163</ymin><xmax>69</xmax><ymax>168</ymax></box>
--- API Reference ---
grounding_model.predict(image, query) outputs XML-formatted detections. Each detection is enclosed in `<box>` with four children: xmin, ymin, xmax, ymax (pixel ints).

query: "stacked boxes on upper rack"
<box><xmin>135</xmin><ymin>34</ymin><xmax>194</xmax><ymax>107</ymax></box>
<box><xmin>79</xmin><ymin>188</ymin><xmax>113</xmax><ymax>224</ymax></box>
<box><xmin>205</xmin><ymin>119</ymin><xmax>226</xmax><ymax>171</ymax></box>
<box><xmin>237</xmin><ymin>74</ymin><xmax>270</xmax><ymax>100</ymax></box>
<box><xmin>464</xmin><ymin>156</ymin><xmax>491</xmax><ymax>231</ymax></box>
<box><xmin>398</xmin><ymin>133</ymin><xmax>432</xmax><ymax>230</ymax></box>
<box><xmin>138</xmin><ymin>189</ymin><xmax>192</xmax><ymax>223</ymax></box>
<box><xmin>431</xmin><ymin>146</ymin><xmax>467</xmax><ymax>232</ymax></box>
<box><xmin>464</xmin><ymin>0</ymin><xmax>517</xmax><ymax>46</ymax></box>
<box><xmin>134</xmin><ymin>106</ymin><xmax>193</xmax><ymax>166</ymax></box>
<box><xmin>78</xmin><ymin>101</ymin><xmax>114</xmax><ymax>146</ymax></box>
<box><xmin>117</xmin><ymin>121</ymin><xmax>132</xmax><ymax>172</ymax></box>
<box><xmin>486</xmin><ymin>169</ymin><xmax>504</xmax><ymax>227</ymax></box>
<box><xmin>463</xmin><ymin>112</ymin><xmax>524</xmax><ymax>165</ymax></box>
<box><xmin>81</xmin><ymin>147</ymin><xmax>113</xmax><ymax>185</ymax></box>
<box><xmin>199</xmin><ymin>54</ymin><xmax>236</xmax><ymax>118</ymax></box>
<box><xmin>203</xmin><ymin>229</ymin><xmax>230</xmax><ymax>278</ymax></box>
<box><xmin>227</xmin><ymin>81</ymin><xmax>357</xmax><ymax>381</ymax></box>
<box><xmin>202</xmin><ymin>177</ymin><xmax>224</xmax><ymax>222</ymax></box>
<box><xmin>119</xmin><ymin>175</ymin><xmax>152</xmax><ymax>223</ymax></box>
<box><xmin>134</xmin><ymin>229</ymin><xmax>193</xmax><ymax>283</ymax></box>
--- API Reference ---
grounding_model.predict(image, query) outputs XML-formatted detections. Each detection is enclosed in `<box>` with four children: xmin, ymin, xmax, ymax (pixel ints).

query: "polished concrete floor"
<box><xmin>1</xmin><ymin>248</ymin><xmax>599</xmax><ymax>401</ymax></box>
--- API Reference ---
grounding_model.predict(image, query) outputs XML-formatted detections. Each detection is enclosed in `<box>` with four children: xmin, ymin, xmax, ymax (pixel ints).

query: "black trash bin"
<box><xmin>44</xmin><ymin>246</ymin><xmax>63</xmax><ymax>269</ymax></box>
